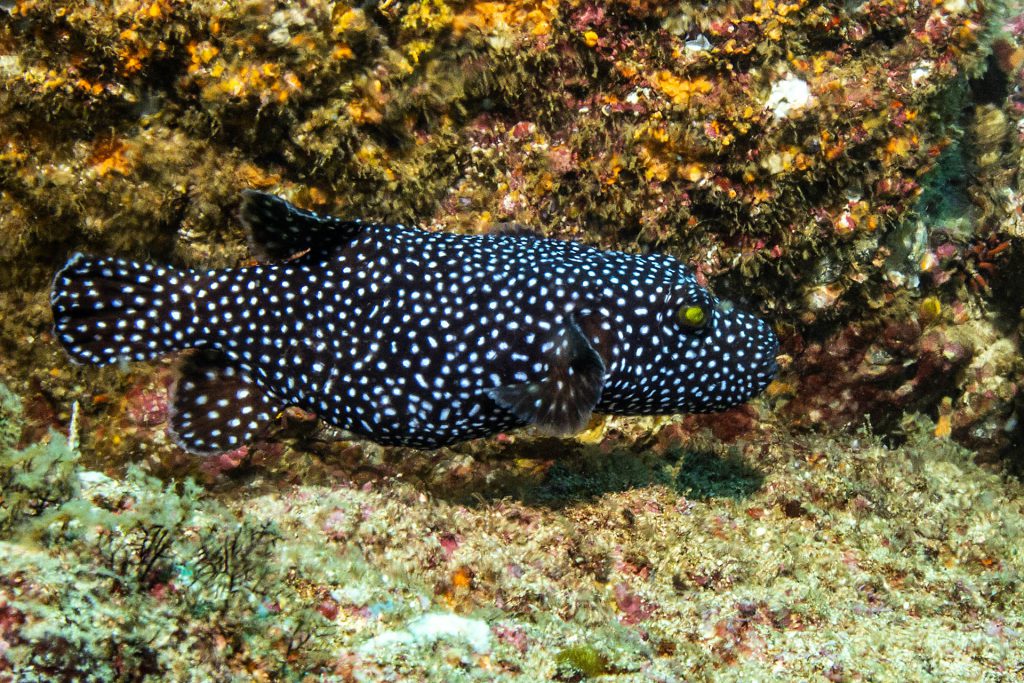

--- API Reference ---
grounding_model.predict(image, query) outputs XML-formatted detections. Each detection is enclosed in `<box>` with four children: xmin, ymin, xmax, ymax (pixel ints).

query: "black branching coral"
<box><xmin>50</xmin><ymin>191</ymin><xmax>778</xmax><ymax>453</ymax></box>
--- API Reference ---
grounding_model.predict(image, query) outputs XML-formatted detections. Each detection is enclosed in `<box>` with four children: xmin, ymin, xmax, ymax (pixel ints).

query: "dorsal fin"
<box><xmin>239</xmin><ymin>190</ymin><xmax>365</xmax><ymax>261</ymax></box>
<box><xmin>487</xmin><ymin>318</ymin><xmax>606</xmax><ymax>435</ymax></box>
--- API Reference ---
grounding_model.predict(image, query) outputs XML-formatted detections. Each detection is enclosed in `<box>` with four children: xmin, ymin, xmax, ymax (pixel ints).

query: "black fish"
<box><xmin>50</xmin><ymin>190</ymin><xmax>778</xmax><ymax>453</ymax></box>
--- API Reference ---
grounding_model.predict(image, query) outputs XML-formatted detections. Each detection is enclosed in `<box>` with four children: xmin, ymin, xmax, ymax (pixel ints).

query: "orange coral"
<box><xmin>88</xmin><ymin>139</ymin><xmax>133</xmax><ymax>177</ymax></box>
<box><xmin>452</xmin><ymin>1</ymin><xmax>559</xmax><ymax>38</ymax></box>
<box><xmin>652</xmin><ymin>71</ymin><xmax>713</xmax><ymax>107</ymax></box>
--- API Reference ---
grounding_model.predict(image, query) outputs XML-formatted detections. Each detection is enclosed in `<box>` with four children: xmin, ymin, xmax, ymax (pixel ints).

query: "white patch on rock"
<box><xmin>268</xmin><ymin>27</ymin><xmax>291</xmax><ymax>46</ymax></box>
<box><xmin>766</xmin><ymin>75</ymin><xmax>814</xmax><ymax>119</ymax></box>
<box><xmin>911</xmin><ymin>62</ymin><xmax>933</xmax><ymax>87</ymax></box>
<box><xmin>685</xmin><ymin>35</ymin><xmax>712</xmax><ymax>52</ymax></box>
<box><xmin>78</xmin><ymin>471</ymin><xmax>114</xmax><ymax>487</ymax></box>
<box><xmin>359</xmin><ymin>613</ymin><xmax>492</xmax><ymax>655</ymax></box>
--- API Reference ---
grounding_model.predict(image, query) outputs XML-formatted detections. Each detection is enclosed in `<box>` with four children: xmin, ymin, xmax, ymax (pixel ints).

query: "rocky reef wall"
<box><xmin>2</xmin><ymin>0</ymin><xmax>1023</xmax><ymax>465</ymax></box>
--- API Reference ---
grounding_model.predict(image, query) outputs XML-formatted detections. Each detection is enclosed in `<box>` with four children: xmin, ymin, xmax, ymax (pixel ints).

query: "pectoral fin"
<box><xmin>488</xmin><ymin>318</ymin><xmax>606</xmax><ymax>435</ymax></box>
<box><xmin>169</xmin><ymin>350</ymin><xmax>283</xmax><ymax>455</ymax></box>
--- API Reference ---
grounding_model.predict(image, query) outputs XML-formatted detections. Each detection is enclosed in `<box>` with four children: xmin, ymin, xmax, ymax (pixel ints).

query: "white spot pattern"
<box><xmin>49</xmin><ymin>200</ymin><xmax>779</xmax><ymax>452</ymax></box>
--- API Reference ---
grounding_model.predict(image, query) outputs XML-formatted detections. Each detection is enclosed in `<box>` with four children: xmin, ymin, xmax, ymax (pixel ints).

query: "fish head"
<box><xmin>645</xmin><ymin>266</ymin><xmax>779</xmax><ymax>412</ymax></box>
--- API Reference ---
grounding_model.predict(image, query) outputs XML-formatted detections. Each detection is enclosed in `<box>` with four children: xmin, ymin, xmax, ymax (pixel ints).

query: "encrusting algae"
<box><xmin>1</xmin><ymin>384</ymin><xmax>1023</xmax><ymax>680</ymax></box>
<box><xmin>1</xmin><ymin>0</ymin><xmax>1024</xmax><ymax>680</ymax></box>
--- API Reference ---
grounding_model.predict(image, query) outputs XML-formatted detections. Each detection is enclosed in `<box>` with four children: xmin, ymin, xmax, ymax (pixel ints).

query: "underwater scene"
<box><xmin>2</xmin><ymin>0</ymin><xmax>1024</xmax><ymax>680</ymax></box>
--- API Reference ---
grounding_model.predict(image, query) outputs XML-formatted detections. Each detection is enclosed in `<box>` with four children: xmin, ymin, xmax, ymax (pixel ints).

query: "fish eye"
<box><xmin>677</xmin><ymin>304</ymin><xmax>708</xmax><ymax>329</ymax></box>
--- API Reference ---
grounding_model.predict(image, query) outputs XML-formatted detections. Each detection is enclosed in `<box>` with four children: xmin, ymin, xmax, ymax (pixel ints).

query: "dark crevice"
<box><xmin>969</xmin><ymin>53</ymin><xmax>1011</xmax><ymax>106</ymax></box>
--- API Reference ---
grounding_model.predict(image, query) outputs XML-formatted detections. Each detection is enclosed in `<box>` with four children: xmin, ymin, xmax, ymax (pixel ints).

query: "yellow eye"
<box><xmin>678</xmin><ymin>304</ymin><xmax>707</xmax><ymax>328</ymax></box>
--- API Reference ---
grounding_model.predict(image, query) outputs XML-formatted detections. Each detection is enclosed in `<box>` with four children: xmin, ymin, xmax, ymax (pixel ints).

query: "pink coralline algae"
<box><xmin>197</xmin><ymin>445</ymin><xmax>248</xmax><ymax>481</ymax></box>
<box><xmin>124</xmin><ymin>385</ymin><xmax>168</xmax><ymax>428</ymax></box>
<box><xmin>612</xmin><ymin>582</ymin><xmax>656</xmax><ymax>625</ymax></box>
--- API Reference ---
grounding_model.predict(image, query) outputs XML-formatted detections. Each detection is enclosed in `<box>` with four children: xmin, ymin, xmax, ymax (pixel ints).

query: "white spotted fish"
<box><xmin>50</xmin><ymin>190</ymin><xmax>779</xmax><ymax>453</ymax></box>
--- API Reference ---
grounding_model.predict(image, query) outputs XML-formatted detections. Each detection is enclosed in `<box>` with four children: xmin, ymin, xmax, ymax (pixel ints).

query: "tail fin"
<box><xmin>50</xmin><ymin>254</ymin><xmax>197</xmax><ymax>366</ymax></box>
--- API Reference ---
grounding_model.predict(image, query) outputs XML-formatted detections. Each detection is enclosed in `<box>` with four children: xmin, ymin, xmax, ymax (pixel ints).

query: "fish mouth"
<box><xmin>764</xmin><ymin>336</ymin><xmax>781</xmax><ymax>381</ymax></box>
<box><xmin>758</xmin><ymin>327</ymin><xmax>781</xmax><ymax>386</ymax></box>
<box><xmin>727</xmin><ymin>310</ymin><xmax>779</xmax><ymax>397</ymax></box>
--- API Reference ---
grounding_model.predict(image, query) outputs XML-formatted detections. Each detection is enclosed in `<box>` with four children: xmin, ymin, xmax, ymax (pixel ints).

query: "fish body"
<box><xmin>51</xmin><ymin>191</ymin><xmax>778</xmax><ymax>453</ymax></box>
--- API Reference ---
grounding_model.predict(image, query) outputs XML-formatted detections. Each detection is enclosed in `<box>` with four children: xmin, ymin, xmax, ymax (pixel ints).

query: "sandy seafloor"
<box><xmin>2</xmin><ymin>1</ymin><xmax>1024</xmax><ymax>681</ymax></box>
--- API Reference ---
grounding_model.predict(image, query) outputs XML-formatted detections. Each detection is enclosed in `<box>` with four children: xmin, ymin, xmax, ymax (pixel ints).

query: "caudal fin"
<box><xmin>50</xmin><ymin>254</ymin><xmax>197</xmax><ymax>366</ymax></box>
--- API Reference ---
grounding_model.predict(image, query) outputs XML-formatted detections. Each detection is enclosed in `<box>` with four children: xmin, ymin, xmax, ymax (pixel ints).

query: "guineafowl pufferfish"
<box><xmin>50</xmin><ymin>190</ymin><xmax>779</xmax><ymax>453</ymax></box>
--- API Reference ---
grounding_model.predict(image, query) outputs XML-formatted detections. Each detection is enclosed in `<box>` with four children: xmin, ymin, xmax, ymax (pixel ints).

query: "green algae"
<box><xmin>1</xmin><ymin>375</ymin><xmax>1023</xmax><ymax>679</ymax></box>
<box><xmin>554</xmin><ymin>644</ymin><xmax>610</xmax><ymax>678</ymax></box>
<box><xmin>0</xmin><ymin>387</ymin><xmax>78</xmax><ymax>536</ymax></box>
<box><xmin>915</xmin><ymin>141</ymin><xmax>976</xmax><ymax>238</ymax></box>
<box><xmin>0</xmin><ymin>387</ymin><xmax>341</xmax><ymax>680</ymax></box>
<box><xmin>0</xmin><ymin>383</ymin><xmax>20</xmax><ymax>450</ymax></box>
